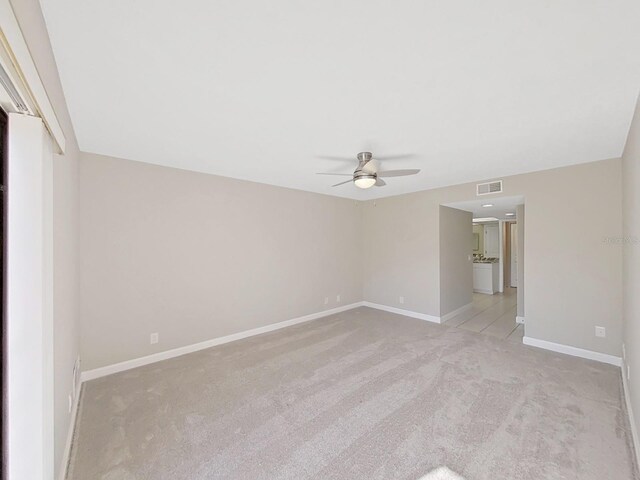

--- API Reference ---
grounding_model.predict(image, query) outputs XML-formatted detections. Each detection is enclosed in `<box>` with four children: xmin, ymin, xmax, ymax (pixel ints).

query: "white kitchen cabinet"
<box><xmin>484</xmin><ymin>224</ymin><xmax>500</xmax><ymax>258</ymax></box>
<box><xmin>473</xmin><ymin>262</ymin><xmax>500</xmax><ymax>294</ymax></box>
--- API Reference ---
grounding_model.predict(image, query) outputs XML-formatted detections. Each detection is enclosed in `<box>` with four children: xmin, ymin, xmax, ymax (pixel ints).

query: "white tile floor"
<box><xmin>444</xmin><ymin>287</ymin><xmax>523</xmax><ymax>342</ymax></box>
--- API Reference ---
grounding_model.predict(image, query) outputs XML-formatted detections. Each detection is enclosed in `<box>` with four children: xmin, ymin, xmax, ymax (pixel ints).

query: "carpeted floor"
<box><xmin>68</xmin><ymin>307</ymin><xmax>638</xmax><ymax>479</ymax></box>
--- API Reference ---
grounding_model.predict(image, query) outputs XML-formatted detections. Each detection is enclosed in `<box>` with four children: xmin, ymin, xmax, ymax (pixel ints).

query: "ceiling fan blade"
<box><xmin>377</xmin><ymin>169</ymin><xmax>421</xmax><ymax>178</ymax></box>
<box><xmin>375</xmin><ymin>178</ymin><xmax>386</xmax><ymax>187</ymax></box>
<box><xmin>374</xmin><ymin>153</ymin><xmax>416</xmax><ymax>161</ymax></box>
<box><xmin>316</xmin><ymin>172</ymin><xmax>353</xmax><ymax>176</ymax></box>
<box><xmin>316</xmin><ymin>155</ymin><xmax>354</xmax><ymax>162</ymax></box>
<box><xmin>331</xmin><ymin>179</ymin><xmax>354</xmax><ymax>187</ymax></box>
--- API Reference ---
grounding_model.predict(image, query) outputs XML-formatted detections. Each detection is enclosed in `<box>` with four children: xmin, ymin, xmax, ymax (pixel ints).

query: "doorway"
<box><xmin>440</xmin><ymin>195</ymin><xmax>525</xmax><ymax>341</ymax></box>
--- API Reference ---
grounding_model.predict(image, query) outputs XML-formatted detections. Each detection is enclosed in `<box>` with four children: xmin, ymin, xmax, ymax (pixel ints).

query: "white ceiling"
<box><xmin>443</xmin><ymin>195</ymin><xmax>524</xmax><ymax>221</ymax></box>
<box><xmin>41</xmin><ymin>0</ymin><xmax>640</xmax><ymax>200</ymax></box>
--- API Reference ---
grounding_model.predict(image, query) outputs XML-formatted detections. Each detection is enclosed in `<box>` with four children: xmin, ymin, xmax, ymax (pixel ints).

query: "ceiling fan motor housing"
<box><xmin>355</xmin><ymin>152</ymin><xmax>375</xmax><ymax>175</ymax></box>
<box><xmin>356</xmin><ymin>151</ymin><xmax>373</xmax><ymax>162</ymax></box>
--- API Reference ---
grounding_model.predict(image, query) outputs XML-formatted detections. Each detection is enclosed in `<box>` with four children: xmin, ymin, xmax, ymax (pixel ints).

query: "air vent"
<box><xmin>476</xmin><ymin>180</ymin><xmax>503</xmax><ymax>196</ymax></box>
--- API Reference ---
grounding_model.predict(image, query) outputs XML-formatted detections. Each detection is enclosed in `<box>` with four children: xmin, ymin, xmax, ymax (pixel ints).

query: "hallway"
<box><xmin>444</xmin><ymin>287</ymin><xmax>523</xmax><ymax>342</ymax></box>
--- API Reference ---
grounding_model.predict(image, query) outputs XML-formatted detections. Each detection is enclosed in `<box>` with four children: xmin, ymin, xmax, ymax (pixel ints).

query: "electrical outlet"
<box><xmin>324</xmin><ymin>297</ymin><xmax>329</xmax><ymax>305</ymax></box>
<box><xmin>336</xmin><ymin>294</ymin><xmax>341</xmax><ymax>303</ymax></box>
<box><xmin>399</xmin><ymin>296</ymin><xmax>405</xmax><ymax>304</ymax></box>
<box><xmin>595</xmin><ymin>326</ymin><xmax>606</xmax><ymax>338</ymax></box>
<box><xmin>150</xmin><ymin>332</ymin><xmax>159</xmax><ymax>344</ymax></box>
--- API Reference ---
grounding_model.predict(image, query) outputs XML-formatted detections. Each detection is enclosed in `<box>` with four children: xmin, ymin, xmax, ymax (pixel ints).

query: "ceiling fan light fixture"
<box><xmin>318</xmin><ymin>151</ymin><xmax>419</xmax><ymax>188</ymax></box>
<box><xmin>354</xmin><ymin>175</ymin><xmax>376</xmax><ymax>189</ymax></box>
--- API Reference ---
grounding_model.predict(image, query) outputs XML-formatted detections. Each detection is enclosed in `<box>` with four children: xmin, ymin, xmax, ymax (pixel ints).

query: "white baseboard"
<box><xmin>81</xmin><ymin>302</ymin><xmax>364</xmax><ymax>382</ymax></box>
<box><xmin>516</xmin><ymin>316</ymin><xmax>525</xmax><ymax>324</ymax></box>
<box><xmin>523</xmin><ymin>336</ymin><xmax>622</xmax><ymax>366</ymax></box>
<box><xmin>440</xmin><ymin>303</ymin><xmax>472</xmax><ymax>323</ymax></box>
<box><xmin>362</xmin><ymin>302</ymin><xmax>441</xmax><ymax>324</ymax></box>
<box><xmin>621</xmin><ymin>359</ymin><xmax>640</xmax><ymax>470</ymax></box>
<box><xmin>57</xmin><ymin>380</ymin><xmax>82</xmax><ymax>480</ymax></box>
<box><xmin>473</xmin><ymin>288</ymin><xmax>495</xmax><ymax>295</ymax></box>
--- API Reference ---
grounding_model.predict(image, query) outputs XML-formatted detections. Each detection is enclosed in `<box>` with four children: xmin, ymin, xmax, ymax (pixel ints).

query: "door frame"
<box><xmin>510</xmin><ymin>223</ymin><xmax>518</xmax><ymax>287</ymax></box>
<box><xmin>1</xmin><ymin>105</ymin><xmax>6</xmax><ymax>480</ymax></box>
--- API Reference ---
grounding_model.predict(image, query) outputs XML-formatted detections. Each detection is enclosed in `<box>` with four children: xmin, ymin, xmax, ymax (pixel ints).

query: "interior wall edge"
<box><xmin>621</xmin><ymin>90</ymin><xmax>640</xmax><ymax>475</ymax></box>
<box><xmin>621</xmin><ymin>358</ymin><xmax>640</xmax><ymax>470</ymax></box>
<box><xmin>56</xmin><ymin>377</ymin><xmax>82</xmax><ymax>480</ymax></box>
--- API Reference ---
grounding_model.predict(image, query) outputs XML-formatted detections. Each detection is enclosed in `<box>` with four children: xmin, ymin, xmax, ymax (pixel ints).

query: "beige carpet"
<box><xmin>68</xmin><ymin>307</ymin><xmax>638</xmax><ymax>479</ymax></box>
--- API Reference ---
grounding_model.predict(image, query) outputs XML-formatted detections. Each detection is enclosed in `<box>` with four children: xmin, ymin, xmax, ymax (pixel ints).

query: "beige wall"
<box><xmin>363</xmin><ymin>158</ymin><xmax>622</xmax><ymax>355</ymax></box>
<box><xmin>10</xmin><ymin>0</ymin><xmax>81</xmax><ymax>476</ymax></box>
<box><xmin>439</xmin><ymin>206</ymin><xmax>473</xmax><ymax>315</ymax></box>
<box><xmin>79</xmin><ymin>153</ymin><xmax>363</xmax><ymax>370</ymax></box>
<box><xmin>622</xmin><ymin>94</ymin><xmax>640</xmax><ymax>440</ymax></box>
<box><xmin>362</xmin><ymin>193</ymin><xmax>441</xmax><ymax>316</ymax></box>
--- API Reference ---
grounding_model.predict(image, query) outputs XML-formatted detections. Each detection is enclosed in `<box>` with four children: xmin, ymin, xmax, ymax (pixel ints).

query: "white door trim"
<box><xmin>510</xmin><ymin>223</ymin><xmax>518</xmax><ymax>287</ymax></box>
<box><xmin>6</xmin><ymin>114</ymin><xmax>55</xmax><ymax>480</ymax></box>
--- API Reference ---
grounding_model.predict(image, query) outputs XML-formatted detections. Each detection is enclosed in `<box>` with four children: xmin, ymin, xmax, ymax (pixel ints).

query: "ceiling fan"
<box><xmin>317</xmin><ymin>152</ymin><xmax>420</xmax><ymax>189</ymax></box>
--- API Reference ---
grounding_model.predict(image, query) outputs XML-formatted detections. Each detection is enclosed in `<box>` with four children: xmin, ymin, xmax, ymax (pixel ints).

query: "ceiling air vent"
<box><xmin>476</xmin><ymin>180</ymin><xmax>503</xmax><ymax>196</ymax></box>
